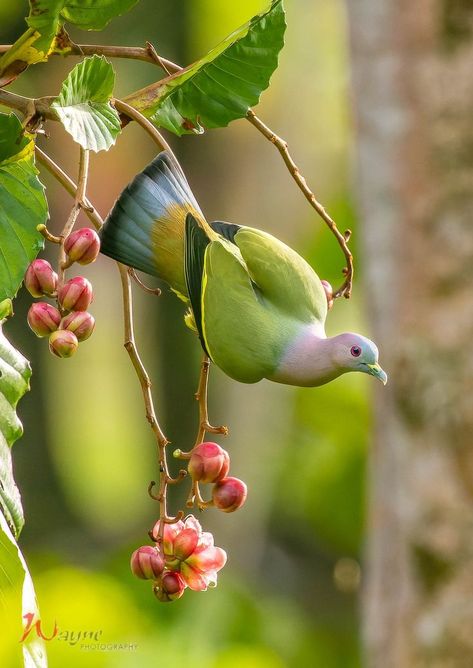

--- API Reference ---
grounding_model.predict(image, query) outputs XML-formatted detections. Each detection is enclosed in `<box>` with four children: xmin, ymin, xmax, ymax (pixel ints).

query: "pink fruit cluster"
<box><xmin>188</xmin><ymin>441</ymin><xmax>247</xmax><ymax>512</ymax></box>
<box><xmin>131</xmin><ymin>515</ymin><xmax>227</xmax><ymax>602</ymax></box>
<box><xmin>24</xmin><ymin>228</ymin><xmax>100</xmax><ymax>358</ymax></box>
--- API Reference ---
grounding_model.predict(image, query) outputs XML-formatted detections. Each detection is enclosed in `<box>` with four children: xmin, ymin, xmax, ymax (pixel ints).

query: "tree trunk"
<box><xmin>347</xmin><ymin>1</ymin><xmax>473</xmax><ymax>666</ymax></box>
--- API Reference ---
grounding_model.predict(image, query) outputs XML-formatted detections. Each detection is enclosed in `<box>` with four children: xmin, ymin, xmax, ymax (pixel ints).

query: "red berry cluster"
<box><xmin>188</xmin><ymin>442</ymin><xmax>247</xmax><ymax>512</ymax></box>
<box><xmin>131</xmin><ymin>515</ymin><xmax>227</xmax><ymax>602</ymax></box>
<box><xmin>24</xmin><ymin>228</ymin><xmax>100</xmax><ymax>358</ymax></box>
<box><xmin>132</xmin><ymin>442</ymin><xmax>247</xmax><ymax>603</ymax></box>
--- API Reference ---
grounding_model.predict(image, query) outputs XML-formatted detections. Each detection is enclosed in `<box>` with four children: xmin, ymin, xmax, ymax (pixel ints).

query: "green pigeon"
<box><xmin>99</xmin><ymin>152</ymin><xmax>387</xmax><ymax>387</ymax></box>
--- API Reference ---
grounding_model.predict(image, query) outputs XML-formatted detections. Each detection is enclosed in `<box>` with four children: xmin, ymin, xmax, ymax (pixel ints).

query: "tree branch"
<box><xmin>0</xmin><ymin>43</ymin><xmax>181</xmax><ymax>74</ymax></box>
<box><xmin>129</xmin><ymin>268</ymin><xmax>161</xmax><ymax>296</ymax></box>
<box><xmin>113</xmin><ymin>97</ymin><xmax>174</xmax><ymax>154</ymax></box>
<box><xmin>0</xmin><ymin>89</ymin><xmax>56</xmax><ymax>121</ymax></box>
<box><xmin>2</xmin><ymin>44</ymin><xmax>353</xmax><ymax>299</ymax></box>
<box><xmin>113</xmin><ymin>52</ymin><xmax>354</xmax><ymax>299</ymax></box>
<box><xmin>194</xmin><ymin>355</ymin><xmax>228</xmax><ymax>447</ymax></box>
<box><xmin>246</xmin><ymin>110</ymin><xmax>354</xmax><ymax>299</ymax></box>
<box><xmin>57</xmin><ymin>147</ymin><xmax>89</xmax><ymax>282</ymax></box>
<box><xmin>117</xmin><ymin>263</ymin><xmax>180</xmax><ymax>534</ymax></box>
<box><xmin>35</xmin><ymin>146</ymin><xmax>102</xmax><ymax>230</ymax></box>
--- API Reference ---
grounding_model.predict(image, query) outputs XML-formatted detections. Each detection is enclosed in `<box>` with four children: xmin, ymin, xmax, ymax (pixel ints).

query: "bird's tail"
<box><xmin>99</xmin><ymin>151</ymin><xmax>212</xmax><ymax>294</ymax></box>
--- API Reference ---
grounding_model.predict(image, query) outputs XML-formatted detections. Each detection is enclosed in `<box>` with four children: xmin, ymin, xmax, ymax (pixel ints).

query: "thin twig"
<box><xmin>246</xmin><ymin>110</ymin><xmax>354</xmax><ymax>299</ymax></box>
<box><xmin>113</xmin><ymin>97</ymin><xmax>175</xmax><ymax>155</ymax></box>
<box><xmin>57</xmin><ymin>147</ymin><xmax>89</xmax><ymax>285</ymax></box>
<box><xmin>0</xmin><ymin>43</ymin><xmax>181</xmax><ymax>73</ymax></box>
<box><xmin>174</xmin><ymin>354</ymin><xmax>228</xmax><ymax>511</ymax></box>
<box><xmin>37</xmin><ymin>225</ymin><xmax>61</xmax><ymax>244</ymax></box>
<box><xmin>194</xmin><ymin>355</ymin><xmax>228</xmax><ymax>447</ymax></box>
<box><xmin>145</xmin><ymin>41</ymin><xmax>173</xmax><ymax>75</ymax></box>
<box><xmin>186</xmin><ymin>478</ymin><xmax>213</xmax><ymax>510</ymax></box>
<box><xmin>118</xmin><ymin>264</ymin><xmax>181</xmax><ymax>534</ymax></box>
<box><xmin>0</xmin><ymin>89</ymin><xmax>56</xmax><ymax>121</ymax></box>
<box><xmin>118</xmin><ymin>264</ymin><xmax>168</xmax><ymax>454</ymax></box>
<box><xmin>35</xmin><ymin>146</ymin><xmax>102</xmax><ymax>230</ymax></box>
<box><xmin>129</xmin><ymin>268</ymin><xmax>161</xmax><ymax>296</ymax></box>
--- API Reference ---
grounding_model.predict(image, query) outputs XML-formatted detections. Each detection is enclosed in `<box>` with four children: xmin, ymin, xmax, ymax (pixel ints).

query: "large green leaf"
<box><xmin>0</xmin><ymin>0</ymin><xmax>138</xmax><ymax>86</ymax></box>
<box><xmin>26</xmin><ymin>0</ymin><xmax>67</xmax><ymax>55</ymax></box>
<box><xmin>0</xmin><ymin>512</ymin><xmax>47</xmax><ymax>667</ymax></box>
<box><xmin>124</xmin><ymin>0</ymin><xmax>286</xmax><ymax>136</ymax></box>
<box><xmin>52</xmin><ymin>55</ymin><xmax>121</xmax><ymax>152</ymax></box>
<box><xmin>61</xmin><ymin>0</ymin><xmax>139</xmax><ymax>30</ymax></box>
<box><xmin>0</xmin><ymin>301</ymin><xmax>31</xmax><ymax>538</ymax></box>
<box><xmin>0</xmin><ymin>113</ymin><xmax>47</xmax><ymax>301</ymax></box>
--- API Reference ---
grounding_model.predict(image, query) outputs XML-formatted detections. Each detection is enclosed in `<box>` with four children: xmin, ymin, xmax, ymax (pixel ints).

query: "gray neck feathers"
<box><xmin>269</xmin><ymin>325</ymin><xmax>347</xmax><ymax>388</ymax></box>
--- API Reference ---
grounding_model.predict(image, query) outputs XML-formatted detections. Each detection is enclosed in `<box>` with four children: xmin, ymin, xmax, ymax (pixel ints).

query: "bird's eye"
<box><xmin>350</xmin><ymin>345</ymin><xmax>362</xmax><ymax>357</ymax></box>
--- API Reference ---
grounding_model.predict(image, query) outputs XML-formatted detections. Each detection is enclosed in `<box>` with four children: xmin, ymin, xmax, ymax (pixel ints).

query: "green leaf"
<box><xmin>0</xmin><ymin>316</ymin><xmax>31</xmax><ymax>538</ymax></box>
<box><xmin>124</xmin><ymin>0</ymin><xmax>286</xmax><ymax>136</ymax></box>
<box><xmin>0</xmin><ymin>1</ymin><xmax>68</xmax><ymax>87</ymax></box>
<box><xmin>0</xmin><ymin>115</ymin><xmax>30</xmax><ymax>163</ymax></box>
<box><xmin>0</xmin><ymin>0</ymin><xmax>138</xmax><ymax>86</ymax></box>
<box><xmin>61</xmin><ymin>0</ymin><xmax>140</xmax><ymax>30</ymax></box>
<box><xmin>0</xmin><ymin>113</ymin><xmax>47</xmax><ymax>302</ymax></box>
<box><xmin>26</xmin><ymin>0</ymin><xmax>67</xmax><ymax>55</ymax></box>
<box><xmin>0</xmin><ymin>512</ymin><xmax>47</xmax><ymax>667</ymax></box>
<box><xmin>52</xmin><ymin>55</ymin><xmax>121</xmax><ymax>152</ymax></box>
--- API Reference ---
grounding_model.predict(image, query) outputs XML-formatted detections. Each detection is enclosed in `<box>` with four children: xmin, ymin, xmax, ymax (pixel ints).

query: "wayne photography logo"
<box><xmin>20</xmin><ymin>613</ymin><xmax>138</xmax><ymax>652</ymax></box>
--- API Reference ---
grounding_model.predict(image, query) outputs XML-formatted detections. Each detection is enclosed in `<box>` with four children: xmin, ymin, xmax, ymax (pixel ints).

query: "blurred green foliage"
<box><xmin>0</xmin><ymin>1</ymin><xmax>371</xmax><ymax>666</ymax></box>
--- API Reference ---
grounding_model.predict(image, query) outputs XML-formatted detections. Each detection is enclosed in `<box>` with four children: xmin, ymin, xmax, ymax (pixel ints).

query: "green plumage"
<box><xmin>100</xmin><ymin>151</ymin><xmax>387</xmax><ymax>388</ymax></box>
<box><xmin>200</xmin><ymin>227</ymin><xmax>326</xmax><ymax>382</ymax></box>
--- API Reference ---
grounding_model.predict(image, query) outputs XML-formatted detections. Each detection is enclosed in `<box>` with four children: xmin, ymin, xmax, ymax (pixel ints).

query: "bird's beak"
<box><xmin>366</xmin><ymin>363</ymin><xmax>388</xmax><ymax>385</ymax></box>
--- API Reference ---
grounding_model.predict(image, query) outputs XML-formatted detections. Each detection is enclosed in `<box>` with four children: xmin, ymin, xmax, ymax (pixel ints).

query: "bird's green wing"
<box><xmin>184</xmin><ymin>213</ymin><xmax>211</xmax><ymax>353</ymax></box>
<box><xmin>233</xmin><ymin>227</ymin><xmax>328</xmax><ymax>326</ymax></box>
<box><xmin>201</xmin><ymin>240</ymin><xmax>296</xmax><ymax>383</ymax></box>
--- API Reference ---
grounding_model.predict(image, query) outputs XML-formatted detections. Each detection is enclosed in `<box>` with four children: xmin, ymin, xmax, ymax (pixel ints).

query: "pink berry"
<box><xmin>212</xmin><ymin>477</ymin><xmax>247</xmax><ymax>513</ymax></box>
<box><xmin>154</xmin><ymin>571</ymin><xmax>186</xmax><ymax>602</ymax></box>
<box><xmin>188</xmin><ymin>442</ymin><xmax>230</xmax><ymax>484</ymax></box>
<box><xmin>58</xmin><ymin>276</ymin><xmax>93</xmax><ymax>312</ymax></box>
<box><xmin>60</xmin><ymin>311</ymin><xmax>95</xmax><ymax>342</ymax></box>
<box><xmin>64</xmin><ymin>228</ymin><xmax>100</xmax><ymax>265</ymax></box>
<box><xmin>173</xmin><ymin>528</ymin><xmax>200</xmax><ymax>561</ymax></box>
<box><xmin>27</xmin><ymin>302</ymin><xmax>61</xmax><ymax>337</ymax></box>
<box><xmin>48</xmin><ymin>329</ymin><xmax>78</xmax><ymax>358</ymax></box>
<box><xmin>24</xmin><ymin>259</ymin><xmax>58</xmax><ymax>297</ymax></box>
<box><xmin>130</xmin><ymin>546</ymin><xmax>165</xmax><ymax>580</ymax></box>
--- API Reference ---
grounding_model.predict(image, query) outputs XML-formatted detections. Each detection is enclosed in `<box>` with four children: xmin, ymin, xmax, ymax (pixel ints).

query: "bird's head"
<box><xmin>332</xmin><ymin>333</ymin><xmax>387</xmax><ymax>384</ymax></box>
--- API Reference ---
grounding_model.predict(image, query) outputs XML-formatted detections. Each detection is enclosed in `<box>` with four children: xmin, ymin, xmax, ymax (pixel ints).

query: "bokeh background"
<box><xmin>1</xmin><ymin>1</ymin><xmax>472</xmax><ymax>666</ymax></box>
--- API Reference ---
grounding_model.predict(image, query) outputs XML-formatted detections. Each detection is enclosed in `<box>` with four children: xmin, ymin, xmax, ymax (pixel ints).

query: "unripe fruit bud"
<box><xmin>60</xmin><ymin>311</ymin><xmax>95</xmax><ymax>342</ymax></box>
<box><xmin>130</xmin><ymin>546</ymin><xmax>165</xmax><ymax>580</ymax></box>
<box><xmin>48</xmin><ymin>329</ymin><xmax>78</xmax><ymax>358</ymax></box>
<box><xmin>154</xmin><ymin>571</ymin><xmax>186</xmax><ymax>602</ymax></box>
<box><xmin>58</xmin><ymin>276</ymin><xmax>93</xmax><ymax>312</ymax></box>
<box><xmin>188</xmin><ymin>442</ymin><xmax>230</xmax><ymax>484</ymax></box>
<box><xmin>24</xmin><ymin>259</ymin><xmax>58</xmax><ymax>297</ymax></box>
<box><xmin>64</xmin><ymin>228</ymin><xmax>100</xmax><ymax>265</ymax></box>
<box><xmin>173</xmin><ymin>528</ymin><xmax>199</xmax><ymax>561</ymax></box>
<box><xmin>321</xmin><ymin>279</ymin><xmax>334</xmax><ymax>310</ymax></box>
<box><xmin>212</xmin><ymin>477</ymin><xmax>247</xmax><ymax>513</ymax></box>
<box><xmin>27</xmin><ymin>302</ymin><xmax>61</xmax><ymax>337</ymax></box>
